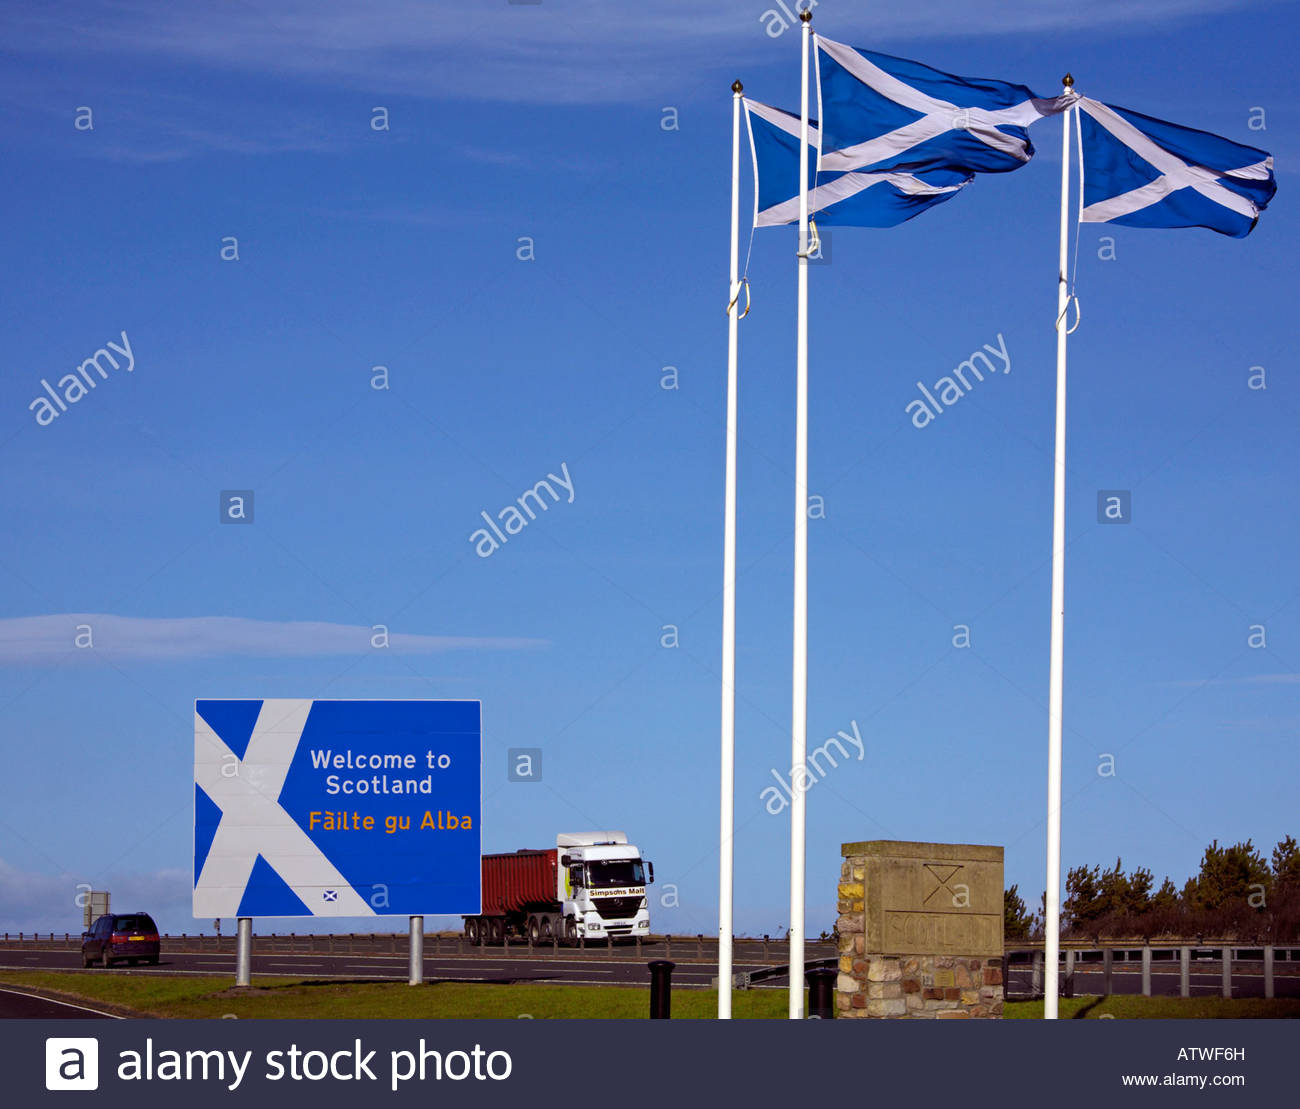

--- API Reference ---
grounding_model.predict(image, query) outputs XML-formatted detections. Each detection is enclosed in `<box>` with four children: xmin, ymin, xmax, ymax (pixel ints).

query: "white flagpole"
<box><xmin>1045</xmin><ymin>74</ymin><xmax>1075</xmax><ymax>1022</ymax></box>
<box><xmin>789</xmin><ymin>7</ymin><xmax>813</xmax><ymax>1021</ymax></box>
<box><xmin>719</xmin><ymin>78</ymin><xmax>744</xmax><ymax>1022</ymax></box>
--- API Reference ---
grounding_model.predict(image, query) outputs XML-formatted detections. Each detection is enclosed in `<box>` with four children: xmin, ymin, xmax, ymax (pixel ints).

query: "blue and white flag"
<box><xmin>1076</xmin><ymin>97</ymin><xmax>1275</xmax><ymax>238</ymax></box>
<box><xmin>744</xmin><ymin>98</ymin><xmax>971</xmax><ymax>228</ymax></box>
<box><xmin>815</xmin><ymin>36</ymin><xmax>1071</xmax><ymax>178</ymax></box>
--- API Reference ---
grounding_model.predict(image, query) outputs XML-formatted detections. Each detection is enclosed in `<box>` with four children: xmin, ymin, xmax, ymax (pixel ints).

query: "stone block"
<box><xmin>943</xmin><ymin>987</ymin><xmax>961</xmax><ymax>1001</ymax></box>
<box><xmin>867</xmin><ymin>959</ymin><xmax>901</xmax><ymax>982</ymax></box>
<box><xmin>902</xmin><ymin>978</ymin><xmax>921</xmax><ymax>994</ymax></box>
<box><xmin>837</xmin><ymin>973</ymin><xmax>859</xmax><ymax>994</ymax></box>
<box><xmin>936</xmin><ymin>1010</ymin><xmax>970</xmax><ymax>1019</ymax></box>
<box><xmin>867</xmin><ymin>980</ymin><xmax>902</xmax><ymax>1000</ymax></box>
<box><xmin>984</xmin><ymin>967</ymin><xmax>1002</xmax><ymax>985</ymax></box>
<box><xmin>955</xmin><ymin>964</ymin><xmax>972</xmax><ymax>988</ymax></box>
<box><xmin>867</xmin><ymin>998</ymin><xmax>907</xmax><ymax>1018</ymax></box>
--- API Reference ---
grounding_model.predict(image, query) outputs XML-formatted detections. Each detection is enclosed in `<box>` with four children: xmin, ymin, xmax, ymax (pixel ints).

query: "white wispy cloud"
<box><xmin>0</xmin><ymin>614</ymin><xmax>545</xmax><ymax>663</ymax></box>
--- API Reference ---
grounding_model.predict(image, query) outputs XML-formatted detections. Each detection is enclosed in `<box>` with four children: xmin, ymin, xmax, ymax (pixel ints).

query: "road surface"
<box><xmin>0</xmin><ymin>944</ymin><xmax>827</xmax><ymax>994</ymax></box>
<box><xmin>0</xmin><ymin>986</ymin><xmax>120</xmax><ymax>1019</ymax></box>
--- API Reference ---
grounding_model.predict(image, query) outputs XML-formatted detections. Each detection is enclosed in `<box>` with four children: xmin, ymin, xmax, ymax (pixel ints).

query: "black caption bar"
<box><xmin>13</xmin><ymin>1019</ymin><xmax>1292</xmax><ymax>1106</ymax></box>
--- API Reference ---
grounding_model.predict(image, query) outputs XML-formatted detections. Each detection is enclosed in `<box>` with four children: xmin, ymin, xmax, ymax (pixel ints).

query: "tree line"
<box><xmin>1004</xmin><ymin>836</ymin><xmax>1300</xmax><ymax>942</ymax></box>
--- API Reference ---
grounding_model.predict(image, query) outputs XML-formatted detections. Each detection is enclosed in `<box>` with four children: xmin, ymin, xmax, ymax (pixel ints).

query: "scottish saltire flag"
<box><xmin>1076</xmin><ymin>98</ymin><xmax>1276</xmax><ymax>238</ymax></box>
<box><xmin>815</xmin><ymin>36</ymin><xmax>1071</xmax><ymax>178</ymax></box>
<box><xmin>744</xmin><ymin>98</ymin><xmax>971</xmax><ymax>228</ymax></box>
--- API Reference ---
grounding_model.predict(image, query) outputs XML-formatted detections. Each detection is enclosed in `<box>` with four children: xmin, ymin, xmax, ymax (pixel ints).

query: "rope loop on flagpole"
<box><xmin>1056</xmin><ymin>293</ymin><xmax>1081</xmax><ymax>334</ymax></box>
<box><xmin>796</xmin><ymin>217</ymin><xmax>820</xmax><ymax>259</ymax></box>
<box><xmin>726</xmin><ymin>276</ymin><xmax>751</xmax><ymax>319</ymax></box>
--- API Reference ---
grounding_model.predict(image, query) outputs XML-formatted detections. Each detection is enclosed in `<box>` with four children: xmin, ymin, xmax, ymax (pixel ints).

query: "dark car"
<box><xmin>81</xmin><ymin>912</ymin><xmax>160</xmax><ymax>968</ymax></box>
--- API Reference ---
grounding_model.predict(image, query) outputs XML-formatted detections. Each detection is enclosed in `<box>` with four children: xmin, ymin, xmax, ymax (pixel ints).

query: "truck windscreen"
<box><xmin>586</xmin><ymin>860</ymin><xmax>645</xmax><ymax>888</ymax></box>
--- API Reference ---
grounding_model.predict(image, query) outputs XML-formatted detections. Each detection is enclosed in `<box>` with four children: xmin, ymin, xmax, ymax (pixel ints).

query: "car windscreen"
<box><xmin>112</xmin><ymin>915</ymin><xmax>155</xmax><ymax>933</ymax></box>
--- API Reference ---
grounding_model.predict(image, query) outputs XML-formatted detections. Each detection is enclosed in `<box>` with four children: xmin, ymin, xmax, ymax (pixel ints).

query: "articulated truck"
<box><xmin>464</xmin><ymin>831</ymin><xmax>653</xmax><ymax>945</ymax></box>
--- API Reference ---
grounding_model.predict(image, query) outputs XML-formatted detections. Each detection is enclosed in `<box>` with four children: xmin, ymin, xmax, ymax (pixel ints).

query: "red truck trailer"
<box><xmin>474</xmin><ymin>849</ymin><xmax>559</xmax><ymax>943</ymax></box>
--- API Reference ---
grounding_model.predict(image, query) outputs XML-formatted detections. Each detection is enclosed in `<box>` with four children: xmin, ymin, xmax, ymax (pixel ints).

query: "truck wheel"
<box><xmin>465</xmin><ymin>918</ymin><xmax>480</xmax><ymax>945</ymax></box>
<box><xmin>487</xmin><ymin>918</ymin><xmax>504</xmax><ymax>945</ymax></box>
<box><xmin>563</xmin><ymin>919</ymin><xmax>577</xmax><ymax>947</ymax></box>
<box><xmin>540</xmin><ymin>917</ymin><xmax>553</xmax><ymax>942</ymax></box>
<box><xmin>527</xmin><ymin>917</ymin><xmax>542</xmax><ymax>945</ymax></box>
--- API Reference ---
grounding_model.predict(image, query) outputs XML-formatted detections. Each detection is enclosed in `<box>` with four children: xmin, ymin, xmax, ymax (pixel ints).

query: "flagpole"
<box><xmin>1045</xmin><ymin>74</ymin><xmax>1075</xmax><ymax>1022</ymax></box>
<box><xmin>719</xmin><ymin>77</ymin><xmax>744</xmax><ymax>1022</ymax></box>
<box><xmin>789</xmin><ymin>6</ymin><xmax>813</xmax><ymax>1021</ymax></box>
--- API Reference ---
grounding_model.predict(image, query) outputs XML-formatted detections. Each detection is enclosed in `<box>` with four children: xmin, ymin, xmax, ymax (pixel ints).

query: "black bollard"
<box><xmin>806</xmin><ymin>967</ymin><xmax>836</xmax><ymax>1019</ymax></box>
<box><xmin>648</xmin><ymin>959</ymin><xmax>675</xmax><ymax>1019</ymax></box>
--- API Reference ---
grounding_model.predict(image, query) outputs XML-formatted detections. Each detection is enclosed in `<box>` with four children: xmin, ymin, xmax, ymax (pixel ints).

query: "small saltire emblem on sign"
<box><xmin>323</xmin><ymin>890</ymin><xmax>338</xmax><ymax>902</ymax></box>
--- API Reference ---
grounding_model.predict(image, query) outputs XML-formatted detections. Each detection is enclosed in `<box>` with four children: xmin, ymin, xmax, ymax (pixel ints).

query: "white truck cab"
<box><xmin>557</xmin><ymin>831</ymin><xmax>653</xmax><ymax>941</ymax></box>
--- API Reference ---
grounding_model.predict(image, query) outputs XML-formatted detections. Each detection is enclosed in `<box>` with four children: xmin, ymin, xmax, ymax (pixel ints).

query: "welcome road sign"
<box><xmin>193</xmin><ymin>699</ymin><xmax>481</xmax><ymax>918</ymax></box>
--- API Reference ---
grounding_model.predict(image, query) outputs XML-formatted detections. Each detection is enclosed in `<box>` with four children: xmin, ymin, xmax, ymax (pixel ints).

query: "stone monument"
<box><xmin>836</xmin><ymin>839</ymin><xmax>1004</xmax><ymax>1019</ymax></box>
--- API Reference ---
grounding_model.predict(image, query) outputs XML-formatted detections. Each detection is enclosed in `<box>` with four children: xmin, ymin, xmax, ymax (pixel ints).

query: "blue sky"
<box><xmin>0</xmin><ymin>0</ymin><xmax>1295</xmax><ymax>937</ymax></box>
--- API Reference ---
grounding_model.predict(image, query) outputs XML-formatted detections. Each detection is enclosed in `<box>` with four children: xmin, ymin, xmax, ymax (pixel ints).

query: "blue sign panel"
<box><xmin>194</xmin><ymin>699</ymin><xmax>481</xmax><ymax>918</ymax></box>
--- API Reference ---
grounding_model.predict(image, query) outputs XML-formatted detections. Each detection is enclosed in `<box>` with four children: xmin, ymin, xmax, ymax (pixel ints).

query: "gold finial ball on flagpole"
<box><xmin>732</xmin><ymin>80</ymin><xmax>743</xmax><ymax>94</ymax></box>
<box><xmin>1062</xmin><ymin>73</ymin><xmax>1074</xmax><ymax>88</ymax></box>
<box><xmin>799</xmin><ymin>8</ymin><xmax>813</xmax><ymax>22</ymax></box>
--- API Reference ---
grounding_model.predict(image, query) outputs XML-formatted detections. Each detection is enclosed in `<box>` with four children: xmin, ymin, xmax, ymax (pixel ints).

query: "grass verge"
<box><xmin>1004</xmin><ymin>995</ymin><xmax>1300</xmax><ymax>1019</ymax></box>
<box><xmin>0</xmin><ymin>971</ymin><xmax>790</xmax><ymax>1019</ymax></box>
<box><xmin>3</xmin><ymin>972</ymin><xmax>1296</xmax><ymax>1019</ymax></box>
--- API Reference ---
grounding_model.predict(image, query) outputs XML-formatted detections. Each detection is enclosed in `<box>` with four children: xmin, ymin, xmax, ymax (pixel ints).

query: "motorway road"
<box><xmin>0</xmin><ymin>947</ymin><xmax>801</xmax><ymax>992</ymax></box>
<box><xmin>4</xmin><ymin>946</ymin><xmax>1292</xmax><ymax>1014</ymax></box>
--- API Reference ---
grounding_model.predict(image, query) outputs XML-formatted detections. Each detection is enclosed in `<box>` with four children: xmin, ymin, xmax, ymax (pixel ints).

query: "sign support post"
<box><xmin>408</xmin><ymin>915</ymin><xmax>424</xmax><ymax>986</ymax></box>
<box><xmin>235</xmin><ymin>917</ymin><xmax>252</xmax><ymax>987</ymax></box>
